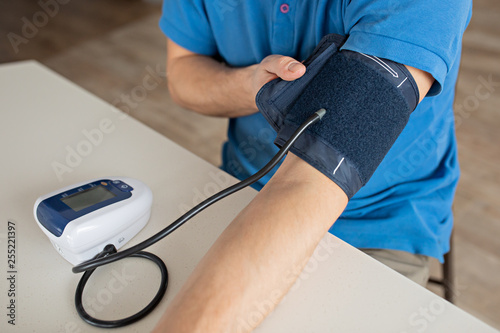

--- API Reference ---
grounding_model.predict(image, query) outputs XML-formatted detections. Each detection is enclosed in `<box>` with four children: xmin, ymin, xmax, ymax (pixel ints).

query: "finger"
<box><xmin>262</xmin><ymin>55</ymin><xmax>306</xmax><ymax>81</ymax></box>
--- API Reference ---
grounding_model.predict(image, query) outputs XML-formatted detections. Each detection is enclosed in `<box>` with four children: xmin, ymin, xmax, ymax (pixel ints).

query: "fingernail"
<box><xmin>288</xmin><ymin>62</ymin><xmax>302</xmax><ymax>73</ymax></box>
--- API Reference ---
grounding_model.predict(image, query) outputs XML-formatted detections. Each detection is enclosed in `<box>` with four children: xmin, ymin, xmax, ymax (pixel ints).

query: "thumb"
<box><xmin>262</xmin><ymin>55</ymin><xmax>306</xmax><ymax>81</ymax></box>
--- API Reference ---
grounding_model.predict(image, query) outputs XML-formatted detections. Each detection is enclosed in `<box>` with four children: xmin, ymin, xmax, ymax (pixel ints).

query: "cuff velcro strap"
<box><xmin>256</xmin><ymin>34</ymin><xmax>419</xmax><ymax>199</ymax></box>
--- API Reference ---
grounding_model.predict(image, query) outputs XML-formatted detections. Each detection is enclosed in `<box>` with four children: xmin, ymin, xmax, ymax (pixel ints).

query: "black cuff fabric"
<box><xmin>256</xmin><ymin>34</ymin><xmax>419</xmax><ymax>199</ymax></box>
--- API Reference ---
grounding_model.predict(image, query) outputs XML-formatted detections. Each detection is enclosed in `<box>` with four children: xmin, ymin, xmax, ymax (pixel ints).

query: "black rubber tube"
<box><xmin>71</xmin><ymin>109</ymin><xmax>325</xmax><ymax>328</ymax></box>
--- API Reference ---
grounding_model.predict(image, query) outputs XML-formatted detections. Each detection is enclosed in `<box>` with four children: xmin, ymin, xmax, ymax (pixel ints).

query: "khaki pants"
<box><xmin>361</xmin><ymin>249</ymin><xmax>431</xmax><ymax>286</ymax></box>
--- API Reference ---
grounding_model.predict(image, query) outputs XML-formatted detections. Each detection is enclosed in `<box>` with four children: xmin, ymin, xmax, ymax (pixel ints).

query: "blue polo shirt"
<box><xmin>159</xmin><ymin>0</ymin><xmax>472</xmax><ymax>261</ymax></box>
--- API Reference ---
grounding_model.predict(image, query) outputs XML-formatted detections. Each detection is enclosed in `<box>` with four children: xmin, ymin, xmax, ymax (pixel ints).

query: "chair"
<box><xmin>428</xmin><ymin>233</ymin><xmax>455</xmax><ymax>303</ymax></box>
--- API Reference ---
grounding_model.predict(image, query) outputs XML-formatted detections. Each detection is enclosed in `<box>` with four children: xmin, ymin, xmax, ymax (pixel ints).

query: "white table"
<box><xmin>0</xmin><ymin>61</ymin><xmax>496</xmax><ymax>333</ymax></box>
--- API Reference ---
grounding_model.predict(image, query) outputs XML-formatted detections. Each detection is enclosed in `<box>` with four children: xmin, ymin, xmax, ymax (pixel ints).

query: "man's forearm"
<box><xmin>167</xmin><ymin>53</ymin><xmax>257</xmax><ymax>117</ymax></box>
<box><xmin>153</xmin><ymin>154</ymin><xmax>348</xmax><ymax>332</ymax></box>
<box><xmin>166</xmin><ymin>39</ymin><xmax>306</xmax><ymax>118</ymax></box>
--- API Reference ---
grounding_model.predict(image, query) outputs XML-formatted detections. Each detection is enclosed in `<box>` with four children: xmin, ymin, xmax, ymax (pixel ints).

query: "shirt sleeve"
<box><xmin>341</xmin><ymin>0</ymin><xmax>472</xmax><ymax>96</ymax></box>
<box><xmin>159</xmin><ymin>0</ymin><xmax>217</xmax><ymax>56</ymax></box>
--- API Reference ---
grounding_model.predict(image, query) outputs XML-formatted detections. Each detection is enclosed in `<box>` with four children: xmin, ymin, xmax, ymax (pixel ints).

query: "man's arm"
<box><xmin>406</xmin><ymin>65</ymin><xmax>434</xmax><ymax>103</ymax></box>
<box><xmin>166</xmin><ymin>38</ymin><xmax>306</xmax><ymax>117</ymax></box>
<box><xmin>154</xmin><ymin>57</ymin><xmax>434</xmax><ymax>332</ymax></box>
<box><xmin>153</xmin><ymin>153</ymin><xmax>348</xmax><ymax>332</ymax></box>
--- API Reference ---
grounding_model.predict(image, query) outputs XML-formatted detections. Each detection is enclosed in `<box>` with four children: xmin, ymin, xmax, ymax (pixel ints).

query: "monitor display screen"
<box><xmin>61</xmin><ymin>185</ymin><xmax>116</xmax><ymax>212</ymax></box>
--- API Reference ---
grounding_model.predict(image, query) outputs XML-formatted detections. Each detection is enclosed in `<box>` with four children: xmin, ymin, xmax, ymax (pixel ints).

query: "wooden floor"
<box><xmin>1</xmin><ymin>0</ymin><xmax>499</xmax><ymax>329</ymax></box>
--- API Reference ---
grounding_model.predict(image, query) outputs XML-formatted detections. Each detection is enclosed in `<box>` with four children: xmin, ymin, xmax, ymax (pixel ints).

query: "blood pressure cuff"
<box><xmin>256</xmin><ymin>34</ymin><xmax>420</xmax><ymax>199</ymax></box>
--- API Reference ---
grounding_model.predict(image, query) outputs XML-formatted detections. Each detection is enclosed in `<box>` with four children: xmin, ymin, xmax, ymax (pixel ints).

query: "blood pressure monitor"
<box><xmin>34</xmin><ymin>177</ymin><xmax>153</xmax><ymax>265</ymax></box>
<box><xmin>28</xmin><ymin>111</ymin><xmax>322</xmax><ymax>329</ymax></box>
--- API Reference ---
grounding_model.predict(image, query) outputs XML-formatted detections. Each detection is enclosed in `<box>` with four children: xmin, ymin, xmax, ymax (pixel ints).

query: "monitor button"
<box><xmin>111</xmin><ymin>180</ymin><xmax>134</xmax><ymax>192</ymax></box>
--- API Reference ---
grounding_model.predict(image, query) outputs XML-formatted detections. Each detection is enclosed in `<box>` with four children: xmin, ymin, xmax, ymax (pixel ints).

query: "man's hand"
<box><xmin>248</xmin><ymin>54</ymin><xmax>306</xmax><ymax>104</ymax></box>
<box><xmin>166</xmin><ymin>39</ymin><xmax>306</xmax><ymax>117</ymax></box>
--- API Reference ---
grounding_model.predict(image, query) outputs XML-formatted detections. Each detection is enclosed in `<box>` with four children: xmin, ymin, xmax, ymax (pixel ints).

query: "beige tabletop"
<box><xmin>0</xmin><ymin>61</ymin><xmax>497</xmax><ymax>333</ymax></box>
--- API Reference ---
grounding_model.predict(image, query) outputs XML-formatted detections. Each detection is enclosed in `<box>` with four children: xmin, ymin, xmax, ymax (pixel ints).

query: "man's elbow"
<box><xmin>165</xmin><ymin>69</ymin><xmax>202</xmax><ymax>113</ymax></box>
<box><xmin>166</xmin><ymin>78</ymin><xmax>188</xmax><ymax>109</ymax></box>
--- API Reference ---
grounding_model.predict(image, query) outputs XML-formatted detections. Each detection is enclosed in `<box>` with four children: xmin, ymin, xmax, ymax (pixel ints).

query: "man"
<box><xmin>154</xmin><ymin>1</ymin><xmax>471</xmax><ymax>331</ymax></box>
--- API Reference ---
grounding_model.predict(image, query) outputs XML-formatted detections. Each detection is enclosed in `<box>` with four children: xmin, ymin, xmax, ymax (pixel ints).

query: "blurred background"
<box><xmin>1</xmin><ymin>0</ymin><xmax>499</xmax><ymax>329</ymax></box>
